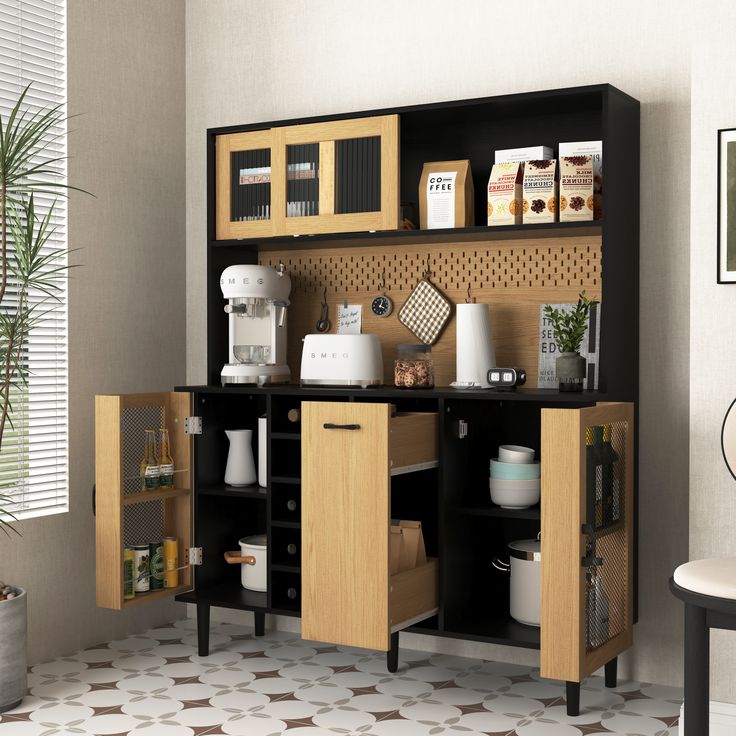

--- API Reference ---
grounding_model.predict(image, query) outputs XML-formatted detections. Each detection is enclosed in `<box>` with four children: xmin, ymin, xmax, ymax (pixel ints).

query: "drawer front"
<box><xmin>302</xmin><ymin>401</ymin><xmax>391</xmax><ymax>650</ymax></box>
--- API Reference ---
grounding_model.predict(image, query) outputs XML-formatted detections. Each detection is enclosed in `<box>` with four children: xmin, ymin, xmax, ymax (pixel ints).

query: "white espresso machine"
<box><xmin>220</xmin><ymin>264</ymin><xmax>292</xmax><ymax>385</ymax></box>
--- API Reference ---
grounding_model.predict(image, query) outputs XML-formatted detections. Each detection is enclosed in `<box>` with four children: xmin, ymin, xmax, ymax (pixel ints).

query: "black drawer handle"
<box><xmin>323</xmin><ymin>423</ymin><xmax>360</xmax><ymax>430</ymax></box>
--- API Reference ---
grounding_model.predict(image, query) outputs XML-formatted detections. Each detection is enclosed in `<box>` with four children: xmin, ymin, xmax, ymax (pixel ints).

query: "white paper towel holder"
<box><xmin>451</xmin><ymin>300</ymin><xmax>496</xmax><ymax>389</ymax></box>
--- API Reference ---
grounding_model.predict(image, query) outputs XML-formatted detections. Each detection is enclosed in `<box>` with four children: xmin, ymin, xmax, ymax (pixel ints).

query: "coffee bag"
<box><xmin>419</xmin><ymin>160</ymin><xmax>474</xmax><ymax>229</ymax></box>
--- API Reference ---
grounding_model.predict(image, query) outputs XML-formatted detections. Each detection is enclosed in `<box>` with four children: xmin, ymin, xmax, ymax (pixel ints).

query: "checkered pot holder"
<box><xmin>398</xmin><ymin>278</ymin><xmax>453</xmax><ymax>345</ymax></box>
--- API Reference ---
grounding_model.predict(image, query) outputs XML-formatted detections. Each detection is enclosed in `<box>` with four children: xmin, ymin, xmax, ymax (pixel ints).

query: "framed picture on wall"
<box><xmin>718</xmin><ymin>128</ymin><xmax>736</xmax><ymax>283</ymax></box>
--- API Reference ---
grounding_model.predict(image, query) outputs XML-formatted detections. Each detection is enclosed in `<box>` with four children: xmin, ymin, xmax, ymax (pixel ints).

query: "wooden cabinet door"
<box><xmin>95</xmin><ymin>392</ymin><xmax>193</xmax><ymax>610</ymax></box>
<box><xmin>540</xmin><ymin>402</ymin><xmax>634</xmax><ymax>683</ymax></box>
<box><xmin>301</xmin><ymin>401</ymin><xmax>392</xmax><ymax>650</ymax></box>
<box><xmin>215</xmin><ymin>129</ymin><xmax>277</xmax><ymax>240</ymax></box>
<box><xmin>272</xmin><ymin>115</ymin><xmax>399</xmax><ymax>236</ymax></box>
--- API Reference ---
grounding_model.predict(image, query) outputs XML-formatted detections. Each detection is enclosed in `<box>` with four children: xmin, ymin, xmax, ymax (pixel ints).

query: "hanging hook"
<box><xmin>316</xmin><ymin>288</ymin><xmax>330</xmax><ymax>332</ymax></box>
<box><xmin>379</xmin><ymin>270</ymin><xmax>387</xmax><ymax>292</ymax></box>
<box><xmin>466</xmin><ymin>284</ymin><xmax>475</xmax><ymax>304</ymax></box>
<box><xmin>424</xmin><ymin>254</ymin><xmax>432</xmax><ymax>280</ymax></box>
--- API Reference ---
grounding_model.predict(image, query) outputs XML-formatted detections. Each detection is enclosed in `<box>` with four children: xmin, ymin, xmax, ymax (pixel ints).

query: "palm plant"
<box><xmin>0</xmin><ymin>84</ymin><xmax>81</xmax><ymax>536</ymax></box>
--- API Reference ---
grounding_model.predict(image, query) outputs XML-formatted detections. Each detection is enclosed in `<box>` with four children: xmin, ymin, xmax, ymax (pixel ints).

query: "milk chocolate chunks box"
<box><xmin>559</xmin><ymin>140</ymin><xmax>602</xmax><ymax>219</ymax></box>
<box><xmin>559</xmin><ymin>156</ymin><xmax>594</xmax><ymax>222</ymax></box>
<box><xmin>522</xmin><ymin>159</ymin><xmax>557</xmax><ymax>224</ymax></box>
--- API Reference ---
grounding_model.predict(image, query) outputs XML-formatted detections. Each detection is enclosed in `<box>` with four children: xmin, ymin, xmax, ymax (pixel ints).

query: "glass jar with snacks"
<box><xmin>394</xmin><ymin>344</ymin><xmax>434</xmax><ymax>389</ymax></box>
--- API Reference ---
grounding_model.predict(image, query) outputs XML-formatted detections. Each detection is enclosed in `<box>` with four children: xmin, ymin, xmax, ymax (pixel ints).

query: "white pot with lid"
<box><xmin>492</xmin><ymin>538</ymin><xmax>541</xmax><ymax>627</ymax></box>
<box><xmin>224</xmin><ymin>534</ymin><xmax>267</xmax><ymax>592</ymax></box>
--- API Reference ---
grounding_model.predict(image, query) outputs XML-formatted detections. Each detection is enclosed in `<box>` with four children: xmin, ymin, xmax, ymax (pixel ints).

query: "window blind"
<box><xmin>0</xmin><ymin>0</ymin><xmax>67</xmax><ymax>519</ymax></box>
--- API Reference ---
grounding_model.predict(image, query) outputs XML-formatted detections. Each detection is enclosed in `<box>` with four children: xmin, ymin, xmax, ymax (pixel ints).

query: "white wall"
<box><xmin>0</xmin><ymin>0</ymin><xmax>187</xmax><ymax>664</ymax></box>
<box><xmin>186</xmin><ymin>0</ymin><xmax>691</xmax><ymax>687</ymax></box>
<box><xmin>690</xmin><ymin>3</ymin><xmax>736</xmax><ymax>704</ymax></box>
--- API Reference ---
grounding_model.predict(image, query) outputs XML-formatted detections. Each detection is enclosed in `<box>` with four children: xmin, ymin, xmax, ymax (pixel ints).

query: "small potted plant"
<box><xmin>543</xmin><ymin>292</ymin><xmax>598</xmax><ymax>392</ymax></box>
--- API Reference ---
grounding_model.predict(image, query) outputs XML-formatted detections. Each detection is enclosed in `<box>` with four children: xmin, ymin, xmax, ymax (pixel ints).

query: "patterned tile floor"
<box><xmin>0</xmin><ymin>618</ymin><xmax>682</xmax><ymax>735</ymax></box>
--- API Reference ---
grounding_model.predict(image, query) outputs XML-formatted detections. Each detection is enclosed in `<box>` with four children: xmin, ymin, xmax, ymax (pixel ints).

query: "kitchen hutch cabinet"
<box><xmin>95</xmin><ymin>83</ymin><xmax>639</xmax><ymax>718</ymax></box>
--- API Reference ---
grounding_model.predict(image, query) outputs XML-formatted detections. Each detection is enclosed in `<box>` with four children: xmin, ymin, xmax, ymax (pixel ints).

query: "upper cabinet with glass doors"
<box><xmin>215</xmin><ymin>115</ymin><xmax>399</xmax><ymax>240</ymax></box>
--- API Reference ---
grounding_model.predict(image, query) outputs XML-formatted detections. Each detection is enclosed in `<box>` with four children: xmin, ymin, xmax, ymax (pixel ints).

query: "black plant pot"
<box><xmin>556</xmin><ymin>352</ymin><xmax>586</xmax><ymax>392</ymax></box>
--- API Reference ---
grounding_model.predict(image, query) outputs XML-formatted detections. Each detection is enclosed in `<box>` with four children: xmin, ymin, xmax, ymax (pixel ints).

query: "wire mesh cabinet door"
<box><xmin>271</xmin><ymin>115</ymin><xmax>399</xmax><ymax>236</ymax></box>
<box><xmin>540</xmin><ymin>402</ymin><xmax>634</xmax><ymax>684</ymax></box>
<box><xmin>95</xmin><ymin>392</ymin><xmax>193</xmax><ymax>610</ymax></box>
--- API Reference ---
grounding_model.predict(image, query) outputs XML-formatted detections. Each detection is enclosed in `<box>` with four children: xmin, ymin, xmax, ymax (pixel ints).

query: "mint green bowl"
<box><xmin>489</xmin><ymin>458</ymin><xmax>541</xmax><ymax>480</ymax></box>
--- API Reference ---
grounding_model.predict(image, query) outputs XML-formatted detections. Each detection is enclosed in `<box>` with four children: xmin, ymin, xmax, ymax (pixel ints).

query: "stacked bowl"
<box><xmin>489</xmin><ymin>445</ymin><xmax>540</xmax><ymax>509</ymax></box>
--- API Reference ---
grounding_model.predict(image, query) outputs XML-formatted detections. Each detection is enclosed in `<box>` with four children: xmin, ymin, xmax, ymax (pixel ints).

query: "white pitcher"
<box><xmin>224</xmin><ymin>429</ymin><xmax>257</xmax><ymax>486</ymax></box>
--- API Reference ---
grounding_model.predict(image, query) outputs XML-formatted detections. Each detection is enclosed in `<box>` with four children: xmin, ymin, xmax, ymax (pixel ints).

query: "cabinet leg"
<box><xmin>387</xmin><ymin>632</ymin><xmax>399</xmax><ymax>673</ymax></box>
<box><xmin>684</xmin><ymin>603</ymin><xmax>709</xmax><ymax>736</ymax></box>
<box><xmin>565</xmin><ymin>681</ymin><xmax>580</xmax><ymax>717</ymax></box>
<box><xmin>254</xmin><ymin>611</ymin><xmax>265</xmax><ymax>637</ymax></box>
<box><xmin>605</xmin><ymin>657</ymin><xmax>618</xmax><ymax>688</ymax></box>
<box><xmin>196</xmin><ymin>602</ymin><xmax>210</xmax><ymax>657</ymax></box>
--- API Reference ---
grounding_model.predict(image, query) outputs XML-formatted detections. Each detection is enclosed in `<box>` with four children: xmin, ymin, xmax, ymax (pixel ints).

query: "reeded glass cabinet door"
<box><xmin>272</xmin><ymin>115</ymin><xmax>399</xmax><ymax>235</ymax></box>
<box><xmin>215</xmin><ymin>130</ymin><xmax>276</xmax><ymax>240</ymax></box>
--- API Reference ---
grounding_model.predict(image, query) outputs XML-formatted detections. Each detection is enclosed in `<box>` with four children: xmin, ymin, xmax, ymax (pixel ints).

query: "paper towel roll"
<box><xmin>456</xmin><ymin>303</ymin><xmax>496</xmax><ymax>387</ymax></box>
<box><xmin>258</xmin><ymin>416</ymin><xmax>268</xmax><ymax>487</ymax></box>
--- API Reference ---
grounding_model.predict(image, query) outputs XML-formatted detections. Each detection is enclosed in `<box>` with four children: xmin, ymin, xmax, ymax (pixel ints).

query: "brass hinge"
<box><xmin>184</xmin><ymin>416</ymin><xmax>202</xmax><ymax>435</ymax></box>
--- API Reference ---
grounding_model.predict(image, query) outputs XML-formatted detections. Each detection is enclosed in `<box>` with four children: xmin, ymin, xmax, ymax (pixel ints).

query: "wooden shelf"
<box><xmin>198</xmin><ymin>484</ymin><xmax>267</xmax><ymax>500</ymax></box>
<box><xmin>459</xmin><ymin>505</ymin><xmax>541</xmax><ymax>521</ymax></box>
<box><xmin>123</xmin><ymin>487</ymin><xmax>191</xmax><ymax>506</ymax></box>
<box><xmin>269</xmin><ymin>606</ymin><xmax>301</xmax><ymax>618</ymax></box>
<box><xmin>271</xmin><ymin>432</ymin><xmax>301</xmax><ymax>440</ymax></box>
<box><xmin>212</xmin><ymin>220</ymin><xmax>602</xmax><ymax>252</ymax></box>
<box><xmin>271</xmin><ymin>475</ymin><xmax>301</xmax><ymax>485</ymax></box>
<box><xmin>123</xmin><ymin>584</ymin><xmax>191</xmax><ymax>608</ymax></box>
<box><xmin>176</xmin><ymin>580</ymin><xmax>268</xmax><ymax>611</ymax></box>
<box><xmin>271</xmin><ymin>563</ymin><xmax>301</xmax><ymax>573</ymax></box>
<box><xmin>444</xmin><ymin>616</ymin><xmax>541</xmax><ymax>649</ymax></box>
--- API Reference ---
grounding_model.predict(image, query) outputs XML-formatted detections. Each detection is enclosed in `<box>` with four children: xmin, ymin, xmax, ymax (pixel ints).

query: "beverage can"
<box><xmin>123</xmin><ymin>547</ymin><xmax>135</xmax><ymax>600</ymax></box>
<box><xmin>149</xmin><ymin>541</ymin><xmax>164</xmax><ymax>590</ymax></box>
<box><xmin>133</xmin><ymin>544</ymin><xmax>150</xmax><ymax>594</ymax></box>
<box><xmin>163</xmin><ymin>537</ymin><xmax>179</xmax><ymax>588</ymax></box>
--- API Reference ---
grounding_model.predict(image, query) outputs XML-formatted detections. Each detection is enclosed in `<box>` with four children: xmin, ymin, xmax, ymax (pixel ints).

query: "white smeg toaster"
<box><xmin>300</xmin><ymin>334</ymin><xmax>383</xmax><ymax>388</ymax></box>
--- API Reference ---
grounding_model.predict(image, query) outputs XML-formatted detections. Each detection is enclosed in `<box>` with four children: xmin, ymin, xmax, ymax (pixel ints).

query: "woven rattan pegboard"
<box><xmin>260</xmin><ymin>233</ymin><xmax>602</xmax><ymax>387</ymax></box>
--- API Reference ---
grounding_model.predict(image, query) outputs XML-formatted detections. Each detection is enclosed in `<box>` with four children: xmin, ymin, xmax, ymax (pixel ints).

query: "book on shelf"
<box><xmin>538</xmin><ymin>302</ymin><xmax>601</xmax><ymax>390</ymax></box>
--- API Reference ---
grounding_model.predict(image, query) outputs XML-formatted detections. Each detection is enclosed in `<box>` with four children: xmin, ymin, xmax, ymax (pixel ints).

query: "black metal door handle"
<box><xmin>323</xmin><ymin>423</ymin><xmax>360</xmax><ymax>430</ymax></box>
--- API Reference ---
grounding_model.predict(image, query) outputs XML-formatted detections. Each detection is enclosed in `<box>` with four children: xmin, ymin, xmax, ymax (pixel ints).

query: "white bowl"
<box><xmin>489</xmin><ymin>477</ymin><xmax>541</xmax><ymax>509</ymax></box>
<box><xmin>498</xmin><ymin>444</ymin><xmax>535</xmax><ymax>464</ymax></box>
